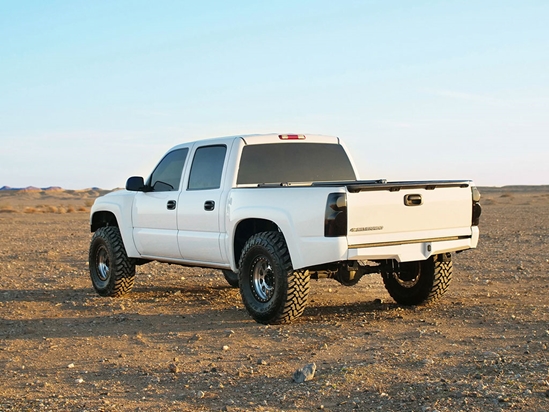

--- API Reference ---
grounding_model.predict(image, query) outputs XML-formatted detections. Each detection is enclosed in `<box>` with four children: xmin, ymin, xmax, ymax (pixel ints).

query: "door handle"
<box><xmin>404</xmin><ymin>194</ymin><xmax>422</xmax><ymax>206</ymax></box>
<box><xmin>204</xmin><ymin>200</ymin><xmax>215</xmax><ymax>211</ymax></box>
<box><xmin>167</xmin><ymin>200</ymin><xmax>177</xmax><ymax>210</ymax></box>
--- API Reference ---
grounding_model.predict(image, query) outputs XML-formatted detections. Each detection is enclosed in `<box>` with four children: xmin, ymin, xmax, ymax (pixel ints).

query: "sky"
<box><xmin>1</xmin><ymin>0</ymin><xmax>548</xmax><ymax>189</ymax></box>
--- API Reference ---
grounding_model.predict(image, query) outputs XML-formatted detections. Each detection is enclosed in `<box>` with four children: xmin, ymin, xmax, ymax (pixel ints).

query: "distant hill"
<box><xmin>2</xmin><ymin>184</ymin><xmax>548</xmax><ymax>193</ymax></box>
<box><xmin>0</xmin><ymin>187</ymin><xmax>117</xmax><ymax>213</ymax></box>
<box><xmin>0</xmin><ymin>186</ymin><xmax>110</xmax><ymax>192</ymax></box>
<box><xmin>0</xmin><ymin>186</ymin><xmax>59</xmax><ymax>191</ymax></box>
<box><xmin>478</xmin><ymin>185</ymin><xmax>549</xmax><ymax>193</ymax></box>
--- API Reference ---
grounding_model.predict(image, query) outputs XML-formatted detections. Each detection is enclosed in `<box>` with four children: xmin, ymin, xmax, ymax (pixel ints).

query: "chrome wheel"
<box><xmin>96</xmin><ymin>246</ymin><xmax>110</xmax><ymax>282</ymax></box>
<box><xmin>392</xmin><ymin>261</ymin><xmax>421</xmax><ymax>288</ymax></box>
<box><xmin>251</xmin><ymin>256</ymin><xmax>275</xmax><ymax>302</ymax></box>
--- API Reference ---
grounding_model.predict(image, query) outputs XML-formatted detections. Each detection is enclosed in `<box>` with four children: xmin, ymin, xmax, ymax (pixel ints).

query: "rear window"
<box><xmin>237</xmin><ymin>143</ymin><xmax>356</xmax><ymax>185</ymax></box>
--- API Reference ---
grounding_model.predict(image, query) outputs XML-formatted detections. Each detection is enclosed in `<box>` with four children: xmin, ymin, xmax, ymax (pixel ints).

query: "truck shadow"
<box><xmin>1</xmin><ymin>283</ymin><xmax>417</xmax><ymax>342</ymax></box>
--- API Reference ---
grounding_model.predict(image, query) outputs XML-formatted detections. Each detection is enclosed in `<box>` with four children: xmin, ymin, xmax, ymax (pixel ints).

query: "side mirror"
<box><xmin>126</xmin><ymin>176</ymin><xmax>146</xmax><ymax>191</ymax></box>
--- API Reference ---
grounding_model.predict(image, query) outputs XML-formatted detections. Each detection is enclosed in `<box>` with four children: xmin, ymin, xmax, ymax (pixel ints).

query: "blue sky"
<box><xmin>1</xmin><ymin>0</ymin><xmax>547</xmax><ymax>188</ymax></box>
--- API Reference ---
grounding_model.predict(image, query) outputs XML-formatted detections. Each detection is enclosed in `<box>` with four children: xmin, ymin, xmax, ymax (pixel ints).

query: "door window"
<box><xmin>188</xmin><ymin>145</ymin><xmax>227</xmax><ymax>190</ymax></box>
<box><xmin>147</xmin><ymin>148</ymin><xmax>188</xmax><ymax>191</ymax></box>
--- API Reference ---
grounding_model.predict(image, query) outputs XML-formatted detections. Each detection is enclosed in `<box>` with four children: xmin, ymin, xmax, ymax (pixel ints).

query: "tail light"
<box><xmin>325</xmin><ymin>193</ymin><xmax>347</xmax><ymax>237</ymax></box>
<box><xmin>471</xmin><ymin>186</ymin><xmax>481</xmax><ymax>226</ymax></box>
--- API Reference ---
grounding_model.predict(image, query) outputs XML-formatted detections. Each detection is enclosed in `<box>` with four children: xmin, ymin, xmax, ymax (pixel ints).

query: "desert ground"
<box><xmin>1</xmin><ymin>186</ymin><xmax>548</xmax><ymax>411</ymax></box>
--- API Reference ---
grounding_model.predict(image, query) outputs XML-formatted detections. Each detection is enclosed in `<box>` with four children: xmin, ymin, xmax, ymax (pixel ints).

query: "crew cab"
<box><xmin>88</xmin><ymin>133</ymin><xmax>481</xmax><ymax>324</ymax></box>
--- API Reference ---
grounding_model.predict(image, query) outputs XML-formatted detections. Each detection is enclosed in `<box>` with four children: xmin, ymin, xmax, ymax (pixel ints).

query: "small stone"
<box><xmin>257</xmin><ymin>359</ymin><xmax>268</xmax><ymax>365</ymax></box>
<box><xmin>196</xmin><ymin>390</ymin><xmax>205</xmax><ymax>399</ymax></box>
<box><xmin>222</xmin><ymin>345</ymin><xmax>230</xmax><ymax>351</ymax></box>
<box><xmin>67</xmin><ymin>363</ymin><xmax>75</xmax><ymax>369</ymax></box>
<box><xmin>225</xmin><ymin>330</ymin><xmax>235</xmax><ymax>337</ymax></box>
<box><xmin>75</xmin><ymin>378</ymin><xmax>84</xmax><ymax>384</ymax></box>
<box><xmin>292</xmin><ymin>362</ymin><xmax>316</xmax><ymax>383</ymax></box>
<box><xmin>169</xmin><ymin>363</ymin><xmax>179</xmax><ymax>373</ymax></box>
<box><xmin>482</xmin><ymin>351</ymin><xmax>499</xmax><ymax>358</ymax></box>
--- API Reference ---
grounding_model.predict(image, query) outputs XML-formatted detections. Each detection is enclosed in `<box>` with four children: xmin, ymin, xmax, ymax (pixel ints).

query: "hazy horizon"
<box><xmin>1</xmin><ymin>1</ymin><xmax>548</xmax><ymax>188</ymax></box>
<box><xmin>3</xmin><ymin>183</ymin><xmax>549</xmax><ymax>192</ymax></box>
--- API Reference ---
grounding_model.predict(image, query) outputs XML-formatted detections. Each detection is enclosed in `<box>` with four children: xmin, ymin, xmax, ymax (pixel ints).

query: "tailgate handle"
<box><xmin>404</xmin><ymin>194</ymin><xmax>422</xmax><ymax>206</ymax></box>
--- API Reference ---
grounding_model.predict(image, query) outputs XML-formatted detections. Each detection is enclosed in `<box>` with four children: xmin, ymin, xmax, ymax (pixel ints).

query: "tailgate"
<box><xmin>346</xmin><ymin>181</ymin><xmax>473</xmax><ymax>247</ymax></box>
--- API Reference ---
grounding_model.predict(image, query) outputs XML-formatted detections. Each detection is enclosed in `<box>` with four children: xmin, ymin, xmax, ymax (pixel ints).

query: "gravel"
<box><xmin>1</xmin><ymin>188</ymin><xmax>549</xmax><ymax>411</ymax></box>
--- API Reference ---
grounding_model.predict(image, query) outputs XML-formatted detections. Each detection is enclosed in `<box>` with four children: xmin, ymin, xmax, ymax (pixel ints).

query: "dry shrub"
<box><xmin>24</xmin><ymin>207</ymin><xmax>39</xmax><ymax>214</ymax></box>
<box><xmin>500</xmin><ymin>193</ymin><xmax>513</xmax><ymax>198</ymax></box>
<box><xmin>67</xmin><ymin>206</ymin><xmax>76</xmax><ymax>213</ymax></box>
<box><xmin>46</xmin><ymin>205</ymin><xmax>58</xmax><ymax>213</ymax></box>
<box><xmin>0</xmin><ymin>205</ymin><xmax>18</xmax><ymax>213</ymax></box>
<box><xmin>57</xmin><ymin>207</ymin><xmax>67</xmax><ymax>214</ymax></box>
<box><xmin>84</xmin><ymin>200</ymin><xmax>94</xmax><ymax>207</ymax></box>
<box><xmin>77</xmin><ymin>206</ymin><xmax>88</xmax><ymax>212</ymax></box>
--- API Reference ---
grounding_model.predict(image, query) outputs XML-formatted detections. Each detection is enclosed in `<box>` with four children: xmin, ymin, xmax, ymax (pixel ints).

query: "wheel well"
<box><xmin>91</xmin><ymin>211</ymin><xmax>119</xmax><ymax>232</ymax></box>
<box><xmin>233</xmin><ymin>218</ymin><xmax>279</xmax><ymax>268</ymax></box>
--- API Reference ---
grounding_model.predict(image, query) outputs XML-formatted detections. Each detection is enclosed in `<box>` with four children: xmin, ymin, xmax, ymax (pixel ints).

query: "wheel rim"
<box><xmin>392</xmin><ymin>262</ymin><xmax>421</xmax><ymax>288</ymax></box>
<box><xmin>250</xmin><ymin>256</ymin><xmax>274</xmax><ymax>302</ymax></box>
<box><xmin>96</xmin><ymin>246</ymin><xmax>110</xmax><ymax>281</ymax></box>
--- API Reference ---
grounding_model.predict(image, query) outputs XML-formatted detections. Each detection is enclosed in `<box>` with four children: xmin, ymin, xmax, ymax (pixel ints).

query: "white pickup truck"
<box><xmin>89</xmin><ymin>133</ymin><xmax>481</xmax><ymax>324</ymax></box>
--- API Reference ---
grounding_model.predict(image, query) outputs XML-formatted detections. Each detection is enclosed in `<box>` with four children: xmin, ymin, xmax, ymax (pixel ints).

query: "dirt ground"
<box><xmin>1</xmin><ymin>187</ymin><xmax>549</xmax><ymax>411</ymax></box>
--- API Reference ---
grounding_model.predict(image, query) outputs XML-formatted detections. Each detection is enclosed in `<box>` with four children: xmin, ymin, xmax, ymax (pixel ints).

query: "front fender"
<box><xmin>90</xmin><ymin>191</ymin><xmax>139</xmax><ymax>258</ymax></box>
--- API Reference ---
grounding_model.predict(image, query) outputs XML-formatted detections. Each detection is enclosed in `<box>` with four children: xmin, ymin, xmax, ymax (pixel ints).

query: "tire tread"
<box><xmin>239</xmin><ymin>231</ymin><xmax>310</xmax><ymax>324</ymax></box>
<box><xmin>89</xmin><ymin>226</ymin><xmax>135</xmax><ymax>297</ymax></box>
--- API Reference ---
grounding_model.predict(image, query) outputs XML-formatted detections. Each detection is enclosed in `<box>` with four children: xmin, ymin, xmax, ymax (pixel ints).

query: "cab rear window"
<box><xmin>237</xmin><ymin>143</ymin><xmax>356</xmax><ymax>185</ymax></box>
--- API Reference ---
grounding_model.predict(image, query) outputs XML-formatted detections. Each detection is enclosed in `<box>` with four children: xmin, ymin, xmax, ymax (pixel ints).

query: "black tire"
<box><xmin>238</xmin><ymin>232</ymin><xmax>310</xmax><ymax>324</ymax></box>
<box><xmin>89</xmin><ymin>226</ymin><xmax>136</xmax><ymax>297</ymax></box>
<box><xmin>381</xmin><ymin>253</ymin><xmax>452</xmax><ymax>306</ymax></box>
<box><xmin>222</xmin><ymin>270</ymin><xmax>240</xmax><ymax>288</ymax></box>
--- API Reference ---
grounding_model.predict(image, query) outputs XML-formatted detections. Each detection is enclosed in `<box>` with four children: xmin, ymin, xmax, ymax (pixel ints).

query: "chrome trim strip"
<box><xmin>348</xmin><ymin>235</ymin><xmax>471</xmax><ymax>249</ymax></box>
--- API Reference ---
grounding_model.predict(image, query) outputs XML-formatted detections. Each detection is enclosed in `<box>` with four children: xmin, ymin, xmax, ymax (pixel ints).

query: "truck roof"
<box><xmin>239</xmin><ymin>133</ymin><xmax>340</xmax><ymax>145</ymax></box>
<box><xmin>171</xmin><ymin>133</ymin><xmax>341</xmax><ymax>150</ymax></box>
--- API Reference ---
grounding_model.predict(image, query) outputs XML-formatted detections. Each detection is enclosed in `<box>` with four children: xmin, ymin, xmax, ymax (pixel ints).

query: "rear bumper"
<box><xmin>347</xmin><ymin>227</ymin><xmax>479</xmax><ymax>262</ymax></box>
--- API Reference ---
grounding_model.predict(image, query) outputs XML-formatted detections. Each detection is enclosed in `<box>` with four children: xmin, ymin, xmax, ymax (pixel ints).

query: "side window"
<box><xmin>188</xmin><ymin>145</ymin><xmax>227</xmax><ymax>190</ymax></box>
<box><xmin>148</xmin><ymin>148</ymin><xmax>188</xmax><ymax>192</ymax></box>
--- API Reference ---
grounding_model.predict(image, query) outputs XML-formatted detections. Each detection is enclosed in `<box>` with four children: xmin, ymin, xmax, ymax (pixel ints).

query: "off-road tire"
<box><xmin>222</xmin><ymin>270</ymin><xmax>240</xmax><ymax>288</ymax></box>
<box><xmin>381</xmin><ymin>254</ymin><xmax>452</xmax><ymax>306</ymax></box>
<box><xmin>238</xmin><ymin>231</ymin><xmax>310</xmax><ymax>324</ymax></box>
<box><xmin>89</xmin><ymin>226</ymin><xmax>136</xmax><ymax>297</ymax></box>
